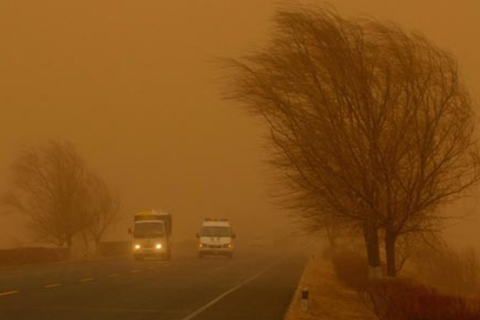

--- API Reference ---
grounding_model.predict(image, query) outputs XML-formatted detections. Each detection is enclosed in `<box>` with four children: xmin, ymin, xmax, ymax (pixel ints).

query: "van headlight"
<box><xmin>155</xmin><ymin>244</ymin><xmax>162</xmax><ymax>249</ymax></box>
<box><xmin>134</xmin><ymin>244</ymin><xmax>141</xmax><ymax>250</ymax></box>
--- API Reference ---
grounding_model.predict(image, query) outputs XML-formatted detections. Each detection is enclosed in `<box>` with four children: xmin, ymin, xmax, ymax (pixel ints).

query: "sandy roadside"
<box><xmin>284</xmin><ymin>247</ymin><xmax>376</xmax><ymax>320</ymax></box>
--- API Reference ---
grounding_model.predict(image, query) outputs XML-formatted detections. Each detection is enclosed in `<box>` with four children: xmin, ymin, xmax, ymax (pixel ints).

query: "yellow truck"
<box><xmin>129</xmin><ymin>210</ymin><xmax>172</xmax><ymax>261</ymax></box>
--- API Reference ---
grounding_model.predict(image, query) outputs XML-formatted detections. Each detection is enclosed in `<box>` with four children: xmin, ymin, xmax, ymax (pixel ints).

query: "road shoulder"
<box><xmin>284</xmin><ymin>248</ymin><xmax>376</xmax><ymax>320</ymax></box>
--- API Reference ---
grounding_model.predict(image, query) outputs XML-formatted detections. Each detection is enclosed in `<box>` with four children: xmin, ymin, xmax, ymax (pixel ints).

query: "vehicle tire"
<box><xmin>134</xmin><ymin>254</ymin><xmax>143</xmax><ymax>261</ymax></box>
<box><xmin>227</xmin><ymin>253</ymin><xmax>233</xmax><ymax>259</ymax></box>
<box><xmin>164</xmin><ymin>250</ymin><xmax>172</xmax><ymax>261</ymax></box>
<box><xmin>198</xmin><ymin>252</ymin><xmax>204</xmax><ymax>259</ymax></box>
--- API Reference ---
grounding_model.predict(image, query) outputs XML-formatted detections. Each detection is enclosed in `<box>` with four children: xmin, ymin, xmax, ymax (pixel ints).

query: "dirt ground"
<box><xmin>284</xmin><ymin>248</ymin><xmax>377</xmax><ymax>320</ymax></box>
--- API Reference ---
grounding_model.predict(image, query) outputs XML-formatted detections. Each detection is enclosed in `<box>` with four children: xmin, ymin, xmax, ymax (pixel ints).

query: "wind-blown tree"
<box><xmin>3</xmin><ymin>141</ymin><xmax>120</xmax><ymax>257</ymax></box>
<box><xmin>82</xmin><ymin>174</ymin><xmax>120</xmax><ymax>255</ymax></box>
<box><xmin>223</xmin><ymin>5</ymin><xmax>480</xmax><ymax>276</ymax></box>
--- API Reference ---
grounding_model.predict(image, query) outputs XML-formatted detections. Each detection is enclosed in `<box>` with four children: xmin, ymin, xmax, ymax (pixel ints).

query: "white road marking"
<box><xmin>0</xmin><ymin>290</ymin><xmax>19</xmax><ymax>297</ymax></box>
<box><xmin>44</xmin><ymin>283</ymin><xmax>62</xmax><ymax>288</ymax></box>
<box><xmin>180</xmin><ymin>259</ymin><xmax>283</xmax><ymax>320</ymax></box>
<box><xmin>209</xmin><ymin>263</ymin><xmax>231</xmax><ymax>273</ymax></box>
<box><xmin>108</xmin><ymin>273</ymin><xmax>120</xmax><ymax>277</ymax></box>
<box><xmin>79</xmin><ymin>277</ymin><xmax>94</xmax><ymax>282</ymax></box>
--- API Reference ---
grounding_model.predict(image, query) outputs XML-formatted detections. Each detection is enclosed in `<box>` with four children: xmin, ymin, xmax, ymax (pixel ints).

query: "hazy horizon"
<box><xmin>1</xmin><ymin>0</ymin><xmax>479</xmax><ymax>251</ymax></box>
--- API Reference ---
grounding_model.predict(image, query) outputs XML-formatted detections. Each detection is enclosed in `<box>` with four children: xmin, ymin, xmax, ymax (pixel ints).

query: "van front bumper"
<box><xmin>198</xmin><ymin>245</ymin><xmax>232</xmax><ymax>256</ymax></box>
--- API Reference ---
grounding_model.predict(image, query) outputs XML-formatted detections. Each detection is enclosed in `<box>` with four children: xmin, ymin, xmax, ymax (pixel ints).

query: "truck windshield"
<box><xmin>134</xmin><ymin>222</ymin><xmax>165</xmax><ymax>238</ymax></box>
<box><xmin>200</xmin><ymin>226</ymin><xmax>232</xmax><ymax>237</ymax></box>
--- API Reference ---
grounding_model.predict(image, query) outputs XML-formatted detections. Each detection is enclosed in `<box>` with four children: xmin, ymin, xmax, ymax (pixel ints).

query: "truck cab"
<box><xmin>130</xmin><ymin>210</ymin><xmax>172</xmax><ymax>261</ymax></box>
<box><xmin>196</xmin><ymin>218</ymin><xmax>235</xmax><ymax>259</ymax></box>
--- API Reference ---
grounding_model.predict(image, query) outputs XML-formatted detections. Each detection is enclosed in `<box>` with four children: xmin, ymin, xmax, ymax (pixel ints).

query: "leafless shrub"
<box><xmin>331</xmin><ymin>247</ymin><xmax>370</xmax><ymax>289</ymax></box>
<box><xmin>412</xmin><ymin>243</ymin><xmax>480</xmax><ymax>298</ymax></box>
<box><xmin>362</xmin><ymin>278</ymin><xmax>480</xmax><ymax>320</ymax></box>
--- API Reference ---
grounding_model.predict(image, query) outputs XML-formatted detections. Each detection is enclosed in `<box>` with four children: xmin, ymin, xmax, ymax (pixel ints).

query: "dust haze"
<box><xmin>1</xmin><ymin>0</ymin><xmax>479</xmax><ymax>250</ymax></box>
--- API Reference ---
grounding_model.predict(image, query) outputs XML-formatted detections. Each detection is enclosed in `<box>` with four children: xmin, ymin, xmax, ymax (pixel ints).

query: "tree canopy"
<box><xmin>223</xmin><ymin>5</ymin><xmax>480</xmax><ymax>276</ymax></box>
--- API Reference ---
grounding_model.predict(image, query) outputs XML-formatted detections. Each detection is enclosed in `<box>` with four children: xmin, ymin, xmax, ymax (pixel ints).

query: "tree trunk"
<box><xmin>66</xmin><ymin>236</ymin><xmax>73</xmax><ymax>260</ymax></box>
<box><xmin>81</xmin><ymin>231</ymin><xmax>90</xmax><ymax>254</ymax></box>
<box><xmin>385</xmin><ymin>230</ymin><xmax>397</xmax><ymax>277</ymax></box>
<box><xmin>326</xmin><ymin>227</ymin><xmax>337</xmax><ymax>248</ymax></box>
<box><xmin>94</xmin><ymin>238</ymin><xmax>102</xmax><ymax>257</ymax></box>
<box><xmin>363</xmin><ymin>223</ymin><xmax>382</xmax><ymax>278</ymax></box>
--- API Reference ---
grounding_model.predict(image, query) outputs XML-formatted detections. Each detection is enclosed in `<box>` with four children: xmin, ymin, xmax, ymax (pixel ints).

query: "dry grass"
<box><xmin>284</xmin><ymin>249</ymin><xmax>376</xmax><ymax>320</ymax></box>
<box><xmin>409</xmin><ymin>245</ymin><xmax>480</xmax><ymax>299</ymax></box>
<box><xmin>284</xmin><ymin>243</ymin><xmax>480</xmax><ymax>320</ymax></box>
<box><xmin>362</xmin><ymin>278</ymin><xmax>480</xmax><ymax>320</ymax></box>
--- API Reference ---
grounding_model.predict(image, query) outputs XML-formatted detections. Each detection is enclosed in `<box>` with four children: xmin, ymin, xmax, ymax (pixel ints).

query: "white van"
<box><xmin>196</xmin><ymin>218</ymin><xmax>235</xmax><ymax>258</ymax></box>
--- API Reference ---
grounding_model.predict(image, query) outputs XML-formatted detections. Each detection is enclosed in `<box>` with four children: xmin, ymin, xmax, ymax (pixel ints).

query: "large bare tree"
<box><xmin>3</xmin><ymin>141</ymin><xmax>120</xmax><ymax>257</ymax></box>
<box><xmin>222</xmin><ymin>5</ymin><xmax>480</xmax><ymax>276</ymax></box>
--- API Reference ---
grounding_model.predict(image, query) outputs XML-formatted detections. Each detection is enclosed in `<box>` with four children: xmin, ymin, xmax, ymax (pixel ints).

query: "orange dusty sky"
<box><xmin>0</xmin><ymin>0</ymin><xmax>479</xmax><ymax>248</ymax></box>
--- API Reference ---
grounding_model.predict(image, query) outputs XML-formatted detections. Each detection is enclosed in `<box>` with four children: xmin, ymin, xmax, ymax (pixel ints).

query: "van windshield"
<box><xmin>200</xmin><ymin>226</ymin><xmax>232</xmax><ymax>237</ymax></box>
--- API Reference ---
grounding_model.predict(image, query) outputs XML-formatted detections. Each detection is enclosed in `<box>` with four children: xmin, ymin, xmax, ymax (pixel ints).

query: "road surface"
<box><xmin>0</xmin><ymin>243</ymin><xmax>307</xmax><ymax>320</ymax></box>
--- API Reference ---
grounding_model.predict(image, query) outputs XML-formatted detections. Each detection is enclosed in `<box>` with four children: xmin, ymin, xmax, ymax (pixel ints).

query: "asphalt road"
<box><xmin>0</xmin><ymin>243</ymin><xmax>308</xmax><ymax>320</ymax></box>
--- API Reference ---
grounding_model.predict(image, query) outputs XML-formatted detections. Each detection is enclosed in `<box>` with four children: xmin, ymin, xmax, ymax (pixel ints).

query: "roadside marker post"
<box><xmin>301</xmin><ymin>287</ymin><xmax>309</xmax><ymax>311</ymax></box>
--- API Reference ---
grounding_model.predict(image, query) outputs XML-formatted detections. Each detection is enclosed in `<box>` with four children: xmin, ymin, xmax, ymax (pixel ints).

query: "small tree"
<box><xmin>222</xmin><ymin>5</ymin><xmax>480</xmax><ymax>276</ymax></box>
<box><xmin>3</xmin><ymin>140</ymin><xmax>120</xmax><ymax>257</ymax></box>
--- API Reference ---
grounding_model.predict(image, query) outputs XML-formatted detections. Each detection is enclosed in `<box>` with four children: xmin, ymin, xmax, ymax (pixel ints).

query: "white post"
<box><xmin>301</xmin><ymin>287</ymin><xmax>309</xmax><ymax>311</ymax></box>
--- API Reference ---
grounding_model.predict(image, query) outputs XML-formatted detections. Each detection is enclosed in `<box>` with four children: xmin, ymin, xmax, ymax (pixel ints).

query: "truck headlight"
<box><xmin>134</xmin><ymin>244</ymin><xmax>141</xmax><ymax>250</ymax></box>
<box><xmin>223</xmin><ymin>244</ymin><xmax>232</xmax><ymax>248</ymax></box>
<box><xmin>155</xmin><ymin>244</ymin><xmax>162</xmax><ymax>249</ymax></box>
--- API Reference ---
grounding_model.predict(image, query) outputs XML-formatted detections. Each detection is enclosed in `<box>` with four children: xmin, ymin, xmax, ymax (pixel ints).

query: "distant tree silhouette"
<box><xmin>3</xmin><ymin>140</ymin><xmax>120</xmax><ymax>258</ymax></box>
